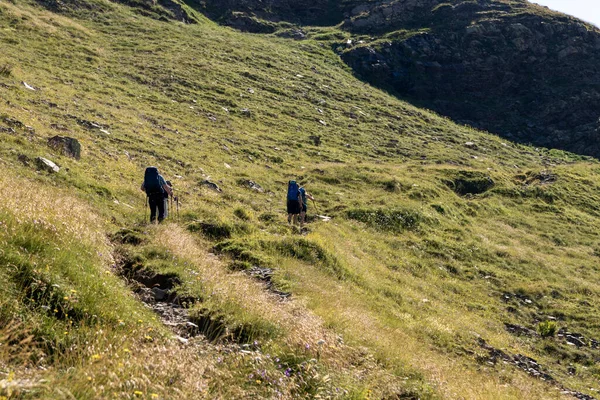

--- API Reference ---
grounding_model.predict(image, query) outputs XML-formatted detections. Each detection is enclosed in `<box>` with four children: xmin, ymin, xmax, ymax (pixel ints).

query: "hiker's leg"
<box><xmin>157</xmin><ymin>196</ymin><xmax>166</xmax><ymax>222</ymax></box>
<box><xmin>148</xmin><ymin>196</ymin><xmax>158</xmax><ymax>223</ymax></box>
<box><xmin>287</xmin><ymin>200</ymin><xmax>293</xmax><ymax>223</ymax></box>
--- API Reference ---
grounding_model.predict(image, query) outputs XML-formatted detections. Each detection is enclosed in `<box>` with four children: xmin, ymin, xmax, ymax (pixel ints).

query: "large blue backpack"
<box><xmin>287</xmin><ymin>180</ymin><xmax>300</xmax><ymax>201</ymax></box>
<box><xmin>144</xmin><ymin>166</ymin><xmax>164</xmax><ymax>195</ymax></box>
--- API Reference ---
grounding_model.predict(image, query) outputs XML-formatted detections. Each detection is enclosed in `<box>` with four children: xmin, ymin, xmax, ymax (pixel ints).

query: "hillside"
<box><xmin>166</xmin><ymin>0</ymin><xmax>600</xmax><ymax>158</ymax></box>
<box><xmin>1</xmin><ymin>0</ymin><xmax>600</xmax><ymax>399</ymax></box>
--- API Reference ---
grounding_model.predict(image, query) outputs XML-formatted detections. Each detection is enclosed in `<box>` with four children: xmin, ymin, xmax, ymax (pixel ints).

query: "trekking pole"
<box><xmin>144</xmin><ymin>195</ymin><xmax>148</xmax><ymax>223</ymax></box>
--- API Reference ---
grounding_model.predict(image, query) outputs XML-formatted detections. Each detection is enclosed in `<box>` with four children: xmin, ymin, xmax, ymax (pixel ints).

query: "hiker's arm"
<box><xmin>140</xmin><ymin>183</ymin><xmax>145</xmax><ymax>192</ymax></box>
<box><xmin>307</xmin><ymin>193</ymin><xmax>314</xmax><ymax>201</ymax></box>
<box><xmin>163</xmin><ymin>184</ymin><xmax>173</xmax><ymax>197</ymax></box>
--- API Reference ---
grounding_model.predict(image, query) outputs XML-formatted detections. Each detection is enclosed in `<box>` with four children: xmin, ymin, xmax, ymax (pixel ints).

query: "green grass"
<box><xmin>1</xmin><ymin>1</ymin><xmax>600</xmax><ymax>399</ymax></box>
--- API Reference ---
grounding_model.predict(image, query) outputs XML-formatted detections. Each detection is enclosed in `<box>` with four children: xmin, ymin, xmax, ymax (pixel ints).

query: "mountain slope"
<box><xmin>1</xmin><ymin>1</ymin><xmax>600</xmax><ymax>399</ymax></box>
<box><xmin>178</xmin><ymin>0</ymin><xmax>600</xmax><ymax>158</ymax></box>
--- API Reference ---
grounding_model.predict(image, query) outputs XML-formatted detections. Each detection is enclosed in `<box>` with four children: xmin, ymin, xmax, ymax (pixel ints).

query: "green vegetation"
<box><xmin>1</xmin><ymin>1</ymin><xmax>600</xmax><ymax>399</ymax></box>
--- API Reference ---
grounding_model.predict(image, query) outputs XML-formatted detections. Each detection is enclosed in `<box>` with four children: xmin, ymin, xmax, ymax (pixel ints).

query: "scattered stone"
<box><xmin>245</xmin><ymin>266</ymin><xmax>291</xmax><ymax>300</ymax></box>
<box><xmin>247</xmin><ymin>88</ymin><xmax>254</xmax><ymax>94</ymax></box>
<box><xmin>1</xmin><ymin>117</ymin><xmax>24</xmax><ymax>129</ymax></box>
<box><xmin>318</xmin><ymin>120</ymin><xmax>327</xmax><ymax>126</ymax></box>
<box><xmin>224</xmin><ymin>163</ymin><xmax>231</xmax><ymax>169</ymax></box>
<box><xmin>17</xmin><ymin>154</ymin><xmax>30</xmax><ymax>166</ymax></box>
<box><xmin>478</xmin><ymin>338</ymin><xmax>553</xmax><ymax>381</ymax></box>
<box><xmin>47</xmin><ymin>136</ymin><xmax>82</xmax><ymax>160</ymax></box>
<box><xmin>35</xmin><ymin>157</ymin><xmax>60</xmax><ymax>173</ymax></box>
<box><xmin>152</xmin><ymin>287</ymin><xmax>168</xmax><ymax>301</ymax></box>
<box><xmin>239</xmin><ymin>179</ymin><xmax>264</xmax><ymax>193</ymax></box>
<box><xmin>21</xmin><ymin>81</ymin><xmax>36</xmax><ymax>91</ymax></box>
<box><xmin>557</xmin><ymin>328</ymin><xmax>597</xmax><ymax>348</ymax></box>
<box><xmin>0</xmin><ymin>126</ymin><xmax>15</xmax><ymax>134</ymax></box>
<box><xmin>240</xmin><ymin>108</ymin><xmax>252</xmax><ymax>117</ymax></box>
<box><xmin>50</xmin><ymin>123</ymin><xmax>68</xmax><ymax>131</ymax></box>
<box><xmin>69</xmin><ymin>115</ymin><xmax>108</xmax><ymax>131</ymax></box>
<box><xmin>200</xmin><ymin>180</ymin><xmax>222</xmax><ymax>192</ymax></box>
<box><xmin>276</xmin><ymin>28</ymin><xmax>306</xmax><ymax>40</ymax></box>
<box><xmin>175</xmin><ymin>336</ymin><xmax>189</xmax><ymax>345</ymax></box>
<box><xmin>505</xmin><ymin>323</ymin><xmax>538</xmax><ymax>337</ymax></box>
<box><xmin>465</xmin><ymin>141</ymin><xmax>478</xmax><ymax>149</ymax></box>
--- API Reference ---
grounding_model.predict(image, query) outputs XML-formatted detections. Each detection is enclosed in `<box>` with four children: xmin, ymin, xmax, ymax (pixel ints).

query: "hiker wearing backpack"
<box><xmin>141</xmin><ymin>166</ymin><xmax>173</xmax><ymax>223</ymax></box>
<box><xmin>299</xmin><ymin>186</ymin><xmax>314</xmax><ymax>226</ymax></box>
<box><xmin>287</xmin><ymin>180</ymin><xmax>302</xmax><ymax>225</ymax></box>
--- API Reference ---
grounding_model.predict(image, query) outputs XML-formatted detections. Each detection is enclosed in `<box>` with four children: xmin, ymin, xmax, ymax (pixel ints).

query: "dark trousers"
<box><xmin>148</xmin><ymin>193</ymin><xmax>165</xmax><ymax>223</ymax></box>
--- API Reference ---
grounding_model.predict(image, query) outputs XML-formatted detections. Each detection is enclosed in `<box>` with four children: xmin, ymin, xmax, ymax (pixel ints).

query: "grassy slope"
<box><xmin>1</xmin><ymin>1</ymin><xmax>600</xmax><ymax>398</ymax></box>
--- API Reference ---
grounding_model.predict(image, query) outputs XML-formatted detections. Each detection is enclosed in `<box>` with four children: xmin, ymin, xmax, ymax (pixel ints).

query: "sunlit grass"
<box><xmin>0</xmin><ymin>0</ymin><xmax>600</xmax><ymax>398</ymax></box>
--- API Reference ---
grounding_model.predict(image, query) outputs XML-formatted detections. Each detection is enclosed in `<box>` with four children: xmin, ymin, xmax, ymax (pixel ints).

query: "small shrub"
<box><xmin>233</xmin><ymin>207</ymin><xmax>251</xmax><ymax>221</ymax></box>
<box><xmin>538</xmin><ymin>320</ymin><xmax>557</xmax><ymax>338</ymax></box>
<box><xmin>382</xmin><ymin>179</ymin><xmax>399</xmax><ymax>192</ymax></box>
<box><xmin>214</xmin><ymin>239</ymin><xmax>268</xmax><ymax>266</ymax></box>
<box><xmin>258</xmin><ymin>212</ymin><xmax>277</xmax><ymax>223</ymax></box>
<box><xmin>187</xmin><ymin>221</ymin><xmax>233</xmax><ymax>240</ymax></box>
<box><xmin>0</xmin><ymin>64</ymin><xmax>12</xmax><ymax>77</ymax></box>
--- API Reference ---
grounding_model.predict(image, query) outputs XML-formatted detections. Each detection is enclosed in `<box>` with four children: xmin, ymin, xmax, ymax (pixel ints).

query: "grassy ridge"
<box><xmin>1</xmin><ymin>1</ymin><xmax>600</xmax><ymax>398</ymax></box>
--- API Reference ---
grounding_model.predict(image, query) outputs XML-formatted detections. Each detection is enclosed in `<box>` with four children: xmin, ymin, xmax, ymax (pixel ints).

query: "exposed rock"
<box><xmin>1</xmin><ymin>116</ymin><xmax>24</xmax><ymax>129</ymax></box>
<box><xmin>557</xmin><ymin>328</ymin><xmax>599</xmax><ymax>349</ymax></box>
<box><xmin>200</xmin><ymin>180</ymin><xmax>222</xmax><ymax>192</ymax></box>
<box><xmin>17</xmin><ymin>154</ymin><xmax>31</xmax><ymax>166</ymax></box>
<box><xmin>21</xmin><ymin>81</ymin><xmax>36</xmax><ymax>91</ymax></box>
<box><xmin>505</xmin><ymin>323</ymin><xmax>538</xmax><ymax>337</ymax></box>
<box><xmin>239</xmin><ymin>179</ymin><xmax>264</xmax><ymax>192</ymax></box>
<box><xmin>245</xmin><ymin>265</ymin><xmax>291</xmax><ymax>300</ymax></box>
<box><xmin>276</xmin><ymin>28</ymin><xmax>307</xmax><ymax>40</ymax></box>
<box><xmin>223</xmin><ymin>12</ymin><xmax>276</xmax><ymax>33</ymax></box>
<box><xmin>152</xmin><ymin>287</ymin><xmax>169</xmax><ymax>301</ymax></box>
<box><xmin>47</xmin><ymin>136</ymin><xmax>81</xmax><ymax>160</ymax></box>
<box><xmin>50</xmin><ymin>123</ymin><xmax>69</xmax><ymax>131</ymax></box>
<box><xmin>35</xmin><ymin>157</ymin><xmax>60</xmax><ymax>173</ymax></box>
<box><xmin>338</xmin><ymin>1</ymin><xmax>600</xmax><ymax>157</ymax></box>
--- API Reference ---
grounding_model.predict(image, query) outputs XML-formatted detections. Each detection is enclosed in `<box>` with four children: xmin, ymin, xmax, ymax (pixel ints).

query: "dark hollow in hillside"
<box><xmin>443</xmin><ymin>171</ymin><xmax>494</xmax><ymax>196</ymax></box>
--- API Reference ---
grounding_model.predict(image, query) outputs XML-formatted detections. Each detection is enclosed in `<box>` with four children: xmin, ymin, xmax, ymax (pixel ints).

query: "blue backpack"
<box><xmin>287</xmin><ymin>180</ymin><xmax>300</xmax><ymax>201</ymax></box>
<box><xmin>144</xmin><ymin>166</ymin><xmax>164</xmax><ymax>195</ymax></box>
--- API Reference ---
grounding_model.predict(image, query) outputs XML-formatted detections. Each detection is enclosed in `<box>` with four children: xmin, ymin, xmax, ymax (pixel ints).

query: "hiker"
<box><xmin>287</xmin><ymin>180</ymin><xmax>302</xmax><ymax>225</ymax></box>
<box><xmin>164</xmin><ymin>180</ymin><xmax>173</xmax><ymax>218</ymax></box>
<box><xmin>141</xmin><ymin>166</ymin><xmax>172</xmax><ymax>223</ymax></box>
<box><xmin>299</xmin><ymin>186</ymin><xmax>314</xmax><ymax>226</ymax></box>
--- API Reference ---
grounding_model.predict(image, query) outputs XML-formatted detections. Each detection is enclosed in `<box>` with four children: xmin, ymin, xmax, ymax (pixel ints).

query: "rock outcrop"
<box><xmin>47</xmin><ymin>136</ymin><xmax>81</xmax><ymax>160</ymax></box>
<box><xmin>340</xmin><ymin>0</ymin><xmax>600</xmax><ymax>157</ymax></box>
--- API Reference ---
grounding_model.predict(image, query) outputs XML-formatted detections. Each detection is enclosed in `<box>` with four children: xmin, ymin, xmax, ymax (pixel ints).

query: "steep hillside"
<box><xmin>178</xmin><ymin>0</ymin><xmax>600</xmax><ymax>158</ymax></box>
<box><xmin>1</xmin><ymin>1</ymin><xmax>600</xmax><ymax>399</ymax></box>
